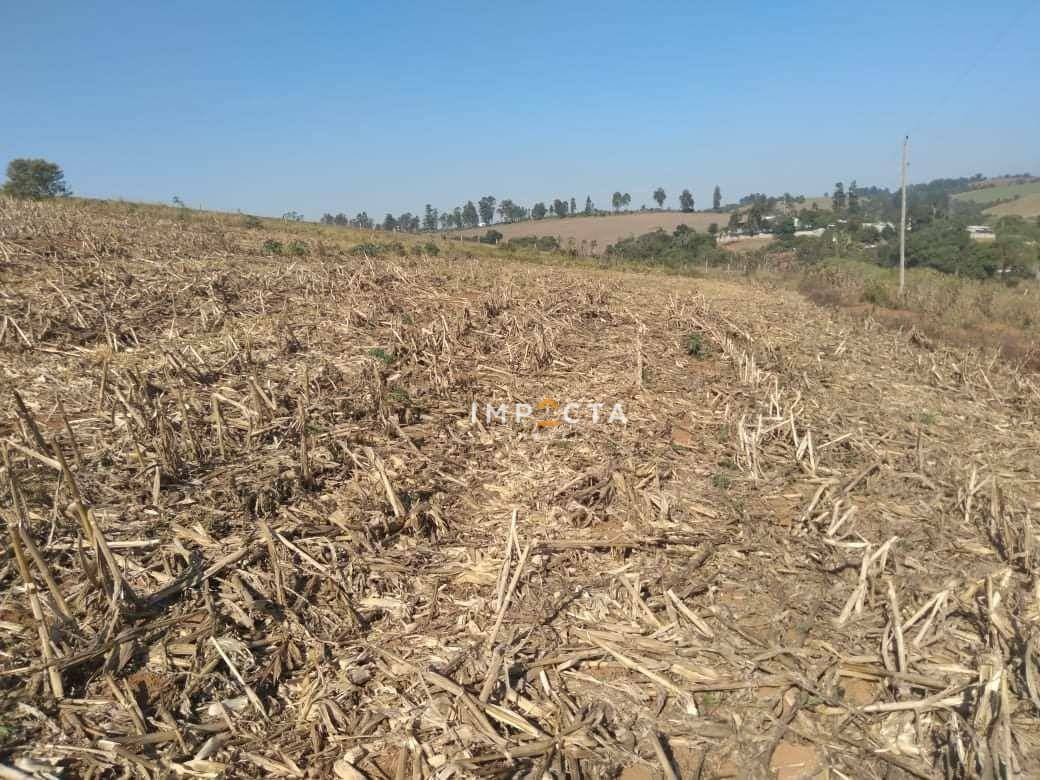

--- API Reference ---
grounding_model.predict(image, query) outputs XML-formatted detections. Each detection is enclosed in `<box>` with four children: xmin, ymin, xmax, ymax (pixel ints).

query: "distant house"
<box><xmin>861</xmin><ymin>221</ymin><xmax>895</xmax><ymax>232</ymax></box>
<box><xmin>967</xmin><ymin>225</ymin><xmax>995</xmax><ymax>240</ymax></box>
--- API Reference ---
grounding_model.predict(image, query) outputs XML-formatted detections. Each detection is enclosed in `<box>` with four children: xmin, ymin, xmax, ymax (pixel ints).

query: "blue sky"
<box><xmin>3</xmin><ymin>1</ymin><xmax>1037</xmax><ymax>219</ymax></box>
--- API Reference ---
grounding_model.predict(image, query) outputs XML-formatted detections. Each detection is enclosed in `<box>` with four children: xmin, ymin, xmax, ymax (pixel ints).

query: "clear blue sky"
<box><xmin>3</xmin><ymin>1</ymin><xmax>1037</xmax><ymax>219</ymax></box>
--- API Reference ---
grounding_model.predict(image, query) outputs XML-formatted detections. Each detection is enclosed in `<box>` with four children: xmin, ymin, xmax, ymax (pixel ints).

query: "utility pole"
<box><xmin>899</xmin><ymin>135</ymin><xmax>909</xmax><ymax>295</ymax></box>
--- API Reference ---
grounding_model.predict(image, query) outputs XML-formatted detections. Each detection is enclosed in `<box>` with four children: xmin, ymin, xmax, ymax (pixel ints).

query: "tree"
<box><xmin>679</xmin><ymin>189</ymin><xmax>694</xmax><ymax>212</ymax></box>
<box><xmin>478</xmin><ymin>195</ymin><xmax>497</xmax><ymax>226</ymax></box>
<box><xmin>611</xmin><ymin>192</ymin><xmax>622</xmax><ymax>213</ymax></box>
<box><xmin>847</xmin><ymin>181</ymin><xmax>860</xmax><ymax>215</ymax></box>
<box><xmin>570</xmin><ymin>197</ymin><xmax>577</xmax><ymax>215</ymax></box>
<box><xmin>713</xmin><ymin>185</ymin><xmax>722</xmax><ymax>212</ymax></box>
<box><xmin>532</xmin><ymin>202</ymin><xmax>547</xmax><ymax>220</ymax></box>
<box><xmin>423</xmin><ymin>204</ymin><xmax>438</xmax><ymax>231</ymax></box>
<box><xmin>707</xmin><ymin>223</ymin><xmax>719</xmax><ymax>238</ymax></box>
<box><xmin>382</xmin><ymin>213</ymin><xmax>397</xmax><ymax>231</ymax></box>
<box><xmin>462</xmin><ymin>201</ymin><xmax>479</xmax><ymax>228</ymax></box>
<box><xmin>2</xmin><ymin>158</ymin><xmax>70</xmax><ymax>199</ymax></box>
<box><xmin>653</xmin><ymin>187</ymin><xmax>666</xmax><ymax>209</ymax></box>
<box><xmin>584</xmin><ymin>196</ymin><xmax>594</xmax><ymax>215</ymax></box>
<box><xmin>622</xmin><ymin>193</ymin><xmax>631</xmax><ymax>211</ymax></box>
<box><xmin>832</xmin><ymin>182</ymin><xmax>846</xmax><ymax>212</ymax></box>
<box><xmin>352</xmin><ymin>211</ymin><xmax>372</xmax><ymax>229</ymax></box>
<box><xmin>320</xmin><ymin>213</ymin><xmax>335</xmax><ymax>225</ymax></box>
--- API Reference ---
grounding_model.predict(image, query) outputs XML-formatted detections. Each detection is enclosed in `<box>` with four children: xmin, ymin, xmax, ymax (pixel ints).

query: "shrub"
<box><xmin>507</xmin><ymin>235</ymin><xmax>561</xmax><ymax>252</ymax></box>
<box><xmin>605</xmin><ymin>226</ymin><xmax>722</xmax><ymax>269</ymax></box>
<box><xmin>685</xmin><ymin>332</ymin><xmax>710</xmax><ymax>358</ymax></box>
<box><xmin>262</xmin><ymin>239</ymin><xmax>284</xmax><ymax>255</ymax></box>
<box><xmin>286</xmin><ymin>240</ymin><xmax>308</xmax><ymax>256</ymax></box>
<box><xmin>368</xmin><ymin>347</ymin><xmax>394</xmax><ymax>365</ymax></box>
<box><xmin>241</xmin><ymin>215</ymin><xmax>263</xmax><ymax>229</ymax></box>
<box><xmin>350</xmin><ymin>241</ymin><xmax>405</xmax><ymax>257</ymax></box>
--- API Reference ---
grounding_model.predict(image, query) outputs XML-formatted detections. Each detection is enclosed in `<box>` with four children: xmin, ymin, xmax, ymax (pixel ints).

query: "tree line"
<box><xmin>320</xmin><ymin>185</ymin><xmax>723</xmax><ymax>233</ymax></box>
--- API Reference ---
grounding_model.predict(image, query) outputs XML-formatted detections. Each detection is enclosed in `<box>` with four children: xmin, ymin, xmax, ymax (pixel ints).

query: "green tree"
<box><xmin>478</xmin><ymin>196</ymin><xmax>497</xmax><ymax>226</ymax></box>
<box><xmin>712</xmin><ymin>185</ymin><xmax>722</xmax><ymax>212</ymax></box>
<box><xmin>622</xmin><ymin>193</ymin><xmax>631</xmax><ymax>211</ymax></box>
<box><xmin>422</xmin><ymin>204</ymin><xmax>438</xmax><ymax>231</ymax></box>
<box><xmin>653</xmin><ymin>187</ymin><xmax>666</xmax><ymax>209</ymax></box>
<box><xmin>847</xmin><ymin>181</ymin><xmax>859</xmax><ymax>215</ymax></box>
<box><xmin>832</xmin><ymin>182</ymin><xmax>846</xmax><ymax>212</ymax></box>
<box><xmin>552</xmin><ymin>198</ymin><xmax>568</xmax><ymax>218</ymax></box>
<box><xmin>570</xmin><ymin>197</ymin><xmax>577</xmax><ymax>215</ymax></box>
<box><xmin>679</xmin><ymin>189</ymin><xmax>694</xmax><ymax>212</ymax></box>
<box><xmin>611</xmin><ymin>192</ymin><xmax>622</xmax><ymax>213</ymax></box>
<box><xmin>462</xmin><ymin>201</ymin><xmax>479</xmax><ymax>227</ymax></box>
<box><xmin>584</xmin><ymin>196</ymin><xmax>594</xmax><ymax>215</ymax></box>
<box><xmin>382</xmin><ymin>213</ymin><xmax>397</xmax><ymax>231</ymax></box>
<box><xmin>532</xmin><ymin>202</ymin><xmax>547</xmax><ymax>220</ymax></box>
<box><xmin>2</xmin><ymin>158</ymin><xmax>70</xmax><ymax>199</ymax></box>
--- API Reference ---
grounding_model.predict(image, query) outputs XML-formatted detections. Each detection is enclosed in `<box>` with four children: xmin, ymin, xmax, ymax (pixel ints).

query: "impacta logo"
<box><xmin>470</xmin><ymin>398</ymin><xmax>627</xmax><ymax>429</ymax></box>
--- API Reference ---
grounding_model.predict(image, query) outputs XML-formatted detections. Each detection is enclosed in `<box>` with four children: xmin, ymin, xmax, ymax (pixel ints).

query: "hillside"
<box><xmin>2</xmin><ymin>196</ymin><xmax>1039</xmax><ymax>777</ymax></box>
<box><xmin>952</xmin><ymin>180</ymin><xmax>1040</xmax><ymax>217</ymax></box>
<box><xmin>985</xmin><ymin>193</ymin><xmax>1040</xmax><ymax>218</ymax></box>
<box><xmin>457</xmin><ymin>210</ymin><xmax>726</xmax><ymax>252</ymax></box>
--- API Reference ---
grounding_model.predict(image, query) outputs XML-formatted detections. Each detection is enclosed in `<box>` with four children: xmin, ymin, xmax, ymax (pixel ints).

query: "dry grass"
<box><xmin>797</xmin><ymin>259</ymin><xmax>1040</xmax><ymax>368</ymax></box>
<box><xmin>457</xmin><ymin>212</ymin><xmax>726</xmax><ymax>253</ymax></box>
<box><xmin>2</xmin><ymin>196</ymin><xmax>1040</xmax><ymax>778</ymax></box>
<box><xmin>985</xmin><ymin>194</ymin><xmax>1040</xmax><ymax>219</ymax></box>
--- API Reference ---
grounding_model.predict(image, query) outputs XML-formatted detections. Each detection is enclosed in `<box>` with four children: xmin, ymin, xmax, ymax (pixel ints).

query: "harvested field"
<box><xmin>2</xmin><ymin>197</ymin><xmax>1040</xmax><ymax>778</ymax></box>
<box><xmin>954</xmin><ymin>181</ymin><xmax>1040</xmax><ymax>206</ymax></box>
<box><xmin>456</xmin><ymin>212</ymin><xmax>725</xmax><ymax>252</ymax></box>
<box><xmin>985</xmin><ymin>193</ymin><xmax>1040</xmax><ymax>219</ymax></box>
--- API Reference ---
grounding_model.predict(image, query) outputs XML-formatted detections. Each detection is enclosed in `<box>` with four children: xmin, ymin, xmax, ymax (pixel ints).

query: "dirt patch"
<box><xmin>457</xmin><ymin>210</ymin><xmax>726</xmax><ymax>252</ymax></box>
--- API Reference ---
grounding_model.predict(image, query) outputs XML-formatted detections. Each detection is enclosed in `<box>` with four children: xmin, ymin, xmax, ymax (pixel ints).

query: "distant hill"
<box><xmin>456</xmin><ymin>211</ymin><xmax>726</xmax><ymax>253</ymax></box>
<box><xmin>984</xmin><ymin>193</ymin><xmax>1040</xmax><ymax>219</ymax></box>
<box><xmin>952</xmin><ymin>180</ymin><xmax>1040</xmax><ymax>206</ymax></box>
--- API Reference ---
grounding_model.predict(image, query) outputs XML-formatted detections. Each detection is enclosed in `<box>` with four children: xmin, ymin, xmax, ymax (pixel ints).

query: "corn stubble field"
<box><xmin>1</xmin><ymin>197</ymin><xmax>1040</xmax><ymax>779</ymax></box>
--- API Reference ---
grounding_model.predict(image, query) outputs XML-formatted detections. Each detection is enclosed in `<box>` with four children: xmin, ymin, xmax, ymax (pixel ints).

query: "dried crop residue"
<box><xmin>1</xmin><ymin>196</ymin><xmax>1040</xmax><ymax>778</ymax></box>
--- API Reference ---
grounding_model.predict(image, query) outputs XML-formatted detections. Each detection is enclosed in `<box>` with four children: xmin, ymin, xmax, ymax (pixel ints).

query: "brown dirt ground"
<box><xmin>457</xmin><ymin>211</ymin><xmax>726</xmax><ymax>252</ymax></box>
<box><xmin>1</xmin><ymin>197</ymin><xmax>1039</xmax><ymax>778</ymax></box>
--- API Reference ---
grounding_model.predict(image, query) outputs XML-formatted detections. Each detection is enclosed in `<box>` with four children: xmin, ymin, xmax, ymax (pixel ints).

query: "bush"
<box><xmin>262</xmin><ymin>239</ymin><xmax>284</xmax><ymax>255</ymax></box>
<box><xmin>286</xmin><ymin>240</ymin><xmax>308</xmax><ymax>256</ymax></box>
<box><xmin>507</xmin><ymin>235</ymin><xmax>561</xmax><ymax>252</ymax></box>
<box><xmin>605</xmin><ymin>226</ymin><xmax>723</xmax><ymax>269</ymax></box>
<box><xmin>350</xmin><ymin>241</ymin><xmax>405</xmax><ymax>257</ymax></box>
<box><xmin>685</xmin><ymin>332</ymin><xmax>710</xmax><ymax>358</ymax></box>
<box><xmin>241</xmin><ymin>215</ymin><xmax>263</xmax><ymax>229</ymax></box>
